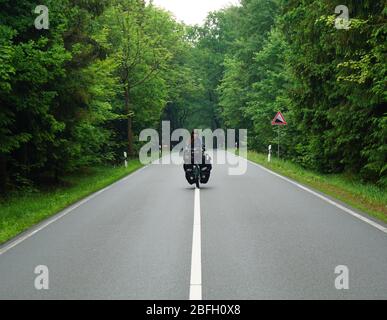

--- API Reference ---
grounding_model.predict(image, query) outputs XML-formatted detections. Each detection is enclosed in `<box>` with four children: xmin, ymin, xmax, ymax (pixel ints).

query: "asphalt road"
<box><xmin>0</xmin><ymin>152</ymin><xmax>386</xmax><ymax>300</ymax></box>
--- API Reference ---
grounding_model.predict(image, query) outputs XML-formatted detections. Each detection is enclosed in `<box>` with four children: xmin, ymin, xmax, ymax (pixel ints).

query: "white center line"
<box><xmin>189</xmin><ymin>187</ymin><xmax>202</xmax><ymax>300</ymax></box>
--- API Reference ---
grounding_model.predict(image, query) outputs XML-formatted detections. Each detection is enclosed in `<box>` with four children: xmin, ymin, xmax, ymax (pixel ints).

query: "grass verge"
<box><xmin>0</xmin><ymin>160</ymin><xmax>143</xmax><ymax>245</ymax></box>
<box><xmin>247</xmin><ymin>151</ymin><xmax>387</xmax><ymax>224</ymax></box>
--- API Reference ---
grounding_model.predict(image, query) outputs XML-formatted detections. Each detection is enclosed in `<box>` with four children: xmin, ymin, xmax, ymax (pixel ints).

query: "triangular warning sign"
<box><xmin>272</xmin><ymin>112</ymin><xmax>287</xmax><ymax>126</ymax></box>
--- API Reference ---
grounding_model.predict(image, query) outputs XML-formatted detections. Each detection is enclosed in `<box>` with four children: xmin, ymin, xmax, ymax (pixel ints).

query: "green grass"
<box><xmin>246</xmin><ymin>151</ymin><xmax>387</xmax><ymax>224</ymax></box>
<box><xmin>0</xmin><ymin>160</ymin><xmax>143</xmax><ymax>245</ymax></box>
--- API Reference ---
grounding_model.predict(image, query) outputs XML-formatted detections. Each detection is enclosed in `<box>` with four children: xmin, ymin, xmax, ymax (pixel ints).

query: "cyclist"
<box><xmin>183</xmin><ymin>131</ymin><xmax>212</xmax><ymax>187</ymax></box>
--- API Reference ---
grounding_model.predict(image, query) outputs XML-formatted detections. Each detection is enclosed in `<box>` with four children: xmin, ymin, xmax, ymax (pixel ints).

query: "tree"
<box><xmin>95</xmin><ymin>0</ymin><xmax>180</xmax><ymax>155</ymax></box>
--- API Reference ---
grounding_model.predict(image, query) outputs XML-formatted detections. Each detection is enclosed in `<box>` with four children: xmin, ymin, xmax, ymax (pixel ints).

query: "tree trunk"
<box><xmin>0</xmin><ymin>153</ymin><xmax>7</xmax><ymax>194</ymax></box>
<box><xmin>125</xmin><ymin>86</ymin><xmax>134</xmax><ymax>156</ymax></box>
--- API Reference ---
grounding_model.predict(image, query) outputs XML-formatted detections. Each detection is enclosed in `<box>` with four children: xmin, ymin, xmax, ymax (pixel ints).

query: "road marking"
<box><xmin>247</xmin><ymin>160</ymin><xmax>387</xmax><ymax>234</ymax></box>
<box><xmin>189</xmin><ymin>187</ymin><xmax>202</xmax><ymax>300</ymax></box>
<box><xmin>0</xmin><ymin>165</ymin><xmax>150</xmax><ymax>256</ymax></box>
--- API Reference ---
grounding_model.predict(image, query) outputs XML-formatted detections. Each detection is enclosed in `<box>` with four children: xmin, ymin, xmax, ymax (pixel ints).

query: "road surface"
<box><xmin>0</xmin><ymin>152</ymin><xmax>386</xmax><ymax>300</ymax></box>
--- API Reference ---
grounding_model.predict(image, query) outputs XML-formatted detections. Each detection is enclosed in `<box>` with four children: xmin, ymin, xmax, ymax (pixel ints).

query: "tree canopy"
<box><xmin>0</xmin><ymin>0</ymin><xmax>386</xmax><ymax>192</ymax></box>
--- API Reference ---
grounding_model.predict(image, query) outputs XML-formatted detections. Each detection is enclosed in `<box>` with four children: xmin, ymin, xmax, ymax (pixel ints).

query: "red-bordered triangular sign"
<box><xmin>272</xmin><ymin>112</ymin><xmax>287</xmax><ymax>126</ymax></box>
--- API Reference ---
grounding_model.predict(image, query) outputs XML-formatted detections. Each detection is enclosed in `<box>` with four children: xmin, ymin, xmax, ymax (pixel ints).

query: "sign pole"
<box><xmin>271</xmin><ymin>111</ymin><xmax>287</xmax><ymax>159</ymax></box>
<box><xmin>278</xmin><ymin>125</ymin><xmax>280</xmax><ymax>158</ymax></box>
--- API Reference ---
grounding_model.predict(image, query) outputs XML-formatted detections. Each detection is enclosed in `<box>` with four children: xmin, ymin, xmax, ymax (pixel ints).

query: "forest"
<box><xmin>0</xmin><ymin>0</ymin><xmax>386</xmax><ymax>194</ymax></box>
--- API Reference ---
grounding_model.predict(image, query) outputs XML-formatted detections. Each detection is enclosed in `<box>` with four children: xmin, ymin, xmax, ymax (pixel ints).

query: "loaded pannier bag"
<box><xmin>183</xmin><ymin>149</ymin><xmax>212</xmax><ymax>185</ymax></box>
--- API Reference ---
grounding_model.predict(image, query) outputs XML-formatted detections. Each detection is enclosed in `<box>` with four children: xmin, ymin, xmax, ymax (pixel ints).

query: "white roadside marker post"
<box><xmin>268</xmin><ymin>145</ymin><xmax>272</xmax><ymax>162</ymax></box>
<box><xmin>124</xmin><ymin>152</ymin><xmax>128</xmax><ymax>168</ymax></box>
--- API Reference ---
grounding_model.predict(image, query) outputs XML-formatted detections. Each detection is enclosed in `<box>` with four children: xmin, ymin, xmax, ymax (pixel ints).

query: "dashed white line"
<box><xmin>189</xmin><ymin>187</ymin><xmax>202</xmax><ymax>300</ymax></box>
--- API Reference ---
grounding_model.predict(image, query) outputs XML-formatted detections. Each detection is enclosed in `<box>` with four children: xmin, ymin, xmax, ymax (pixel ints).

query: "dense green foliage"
<box><xmin>0</xmin><ymin>0</ymin><xmax>386</xmax><ymax>193</ymax></box>
<box><xmin>0</xmin><ymin>0</ymin><xmax>189</xmax><ymax>192</ymax></box>
<box><xmin>195</xmin><ymin>0</ymin><xmax>386</xmax><ymax>185</ymax></box>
